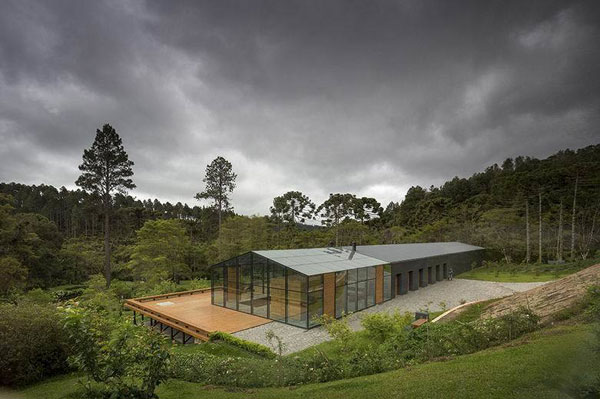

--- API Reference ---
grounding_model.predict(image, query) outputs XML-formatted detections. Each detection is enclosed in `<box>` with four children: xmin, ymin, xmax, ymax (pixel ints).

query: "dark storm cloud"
<box><xmin>1</xmin><ymin>0</ymin><xmax>599</xmax><ymax>214</ymax></box>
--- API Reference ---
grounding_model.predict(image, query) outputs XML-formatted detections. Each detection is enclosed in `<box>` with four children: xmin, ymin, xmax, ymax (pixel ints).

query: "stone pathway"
<box><xmin>233</xmin><ymin>278</ymin><xmax>548</xmax><ymax>355</ymax></box>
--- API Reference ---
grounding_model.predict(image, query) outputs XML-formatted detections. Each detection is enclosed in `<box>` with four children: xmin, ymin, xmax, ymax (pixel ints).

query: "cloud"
<box><xmin>0</xmin><ymin>0</ymin><xmax>599</xmax><ymax>215</ymax></box>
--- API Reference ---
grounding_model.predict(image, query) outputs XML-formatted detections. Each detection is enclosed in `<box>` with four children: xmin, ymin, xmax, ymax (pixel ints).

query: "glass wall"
<box><xmin>211</xmin><ymin>254</ymin><xmax>324</xmax><ymax>329</ymax></box>
<box><xmin>212</xmin><ymin>266</ymin><xmax>224</xmax><ymax>306</ymax></box>
<box><xmin>335</xmin><ymin>266</ymin><xmax>378</xmax><ymax>316</ymax></box>
<box><xmin>383</xmin><ymin>265</ymin><xmax>392</xmax><ymax>301</ymax></box>
<box><xmin>308</xmin><ymin>274</ymin><xmax>323</xmax><ymax>327</ymax></box>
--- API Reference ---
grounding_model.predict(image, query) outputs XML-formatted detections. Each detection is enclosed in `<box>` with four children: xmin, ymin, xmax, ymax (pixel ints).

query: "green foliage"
<box><xmin>58</xmin><ymin>238</ymin><xmax>104</xmax><ymax>284</ymax></box>
<box><xmin>195</xmin><ymin>156</ymin><xmax>237</xmax><ymax>226</ymax></box>
<box><xmin>360</xmin><ymin>310</ymin><xmax>413</xmax><ymax>342</ymax></box>
<box><xmin>208</xmin><ymin>331</ymin><xmax>276</xmax><ymax>359</ymax></box>
<box><xmin>317</xmin><ymin>314</ymin><xmax>353</xmax><ymax>350</ymax></box>
<box><xmin>0</xmin><ymin>256</ymin><xmax>28</xmax><ymax>295</ymax></box>
<box><xmin>62</xmin><ymin>307</ymin><xmax>171</xmax><ymax>399</ymax></box>
<box><xmin>270</xmin><ymin>191</ymin><xmax>316</xmax><ymax>224</ymax></box>
<box><xmin>128</xmin><ymin>219</ymin><xmax>192</xmax><ymax>283</ymax></box>
<box><xmin>0</xmin><ymin>302</ymin><xmax>70</xmax><ymax>386</ymax></box>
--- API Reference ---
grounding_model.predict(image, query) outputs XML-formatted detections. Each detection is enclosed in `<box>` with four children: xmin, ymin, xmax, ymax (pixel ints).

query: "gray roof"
<box><xmin>253</xmin><ymin>247</ymin><xmax>385</xmax><ymax>275</ymax></box>
<box><xmin>350</xmin><ymin>242</ymin><xmax>484</xmax><ymax>263</ymax></box>
<box><xmin>253</xmin><ymin>242</ymin><xmax>483</xmax><ymax>276</ymax></box>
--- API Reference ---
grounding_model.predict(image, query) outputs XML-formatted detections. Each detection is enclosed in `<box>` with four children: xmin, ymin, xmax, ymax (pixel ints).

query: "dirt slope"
<box><xmin>481</xmin><ymin>263</ymin><xmax>600</xmax><ymax>322</ymax></box>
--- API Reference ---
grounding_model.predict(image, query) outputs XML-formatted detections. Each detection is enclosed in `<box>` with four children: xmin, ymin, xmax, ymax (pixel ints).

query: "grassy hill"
<box><xmin>17</xmin><ymin>324</ymin><xmax>598</xmax><ymax>399</ymax></box>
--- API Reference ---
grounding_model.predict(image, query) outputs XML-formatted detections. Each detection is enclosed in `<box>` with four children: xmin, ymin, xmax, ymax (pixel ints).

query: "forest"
<box><xmin>1</xmin><ymin>141</ymin><xmax>599</xmax><ymax>294</ymax></box>
<box><xmin>1</xmin><ymin>126</ymin><xmax>599</xmax><ymax>399</ymax></box>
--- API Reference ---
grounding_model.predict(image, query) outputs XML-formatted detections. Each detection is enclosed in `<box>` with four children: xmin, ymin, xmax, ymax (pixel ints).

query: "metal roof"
<box><xmin>349</xmin><ymin>242</ymin><xmax>484</xmax><ymax>263</ymax></box>
<box><xmin>252</xmin><ymin>242</ymin><xmax>483</xmax><ymax>276</ymax></box>
<box><xmin>253</xmin><ymin>247</ymin><xmax>385</xmax><ymax>276</ymax></box>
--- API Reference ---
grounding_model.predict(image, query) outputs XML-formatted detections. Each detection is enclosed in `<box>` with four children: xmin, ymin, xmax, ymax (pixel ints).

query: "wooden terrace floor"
<box><xmin>125</xmin><ymin>289</ymin><xmax>271</xmax><ymax>340</ymax></box>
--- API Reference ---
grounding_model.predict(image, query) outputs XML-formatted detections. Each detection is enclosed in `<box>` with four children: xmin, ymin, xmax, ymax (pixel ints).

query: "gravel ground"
<box><xmin>233</xmin><ymin>278</ymin><xmax>548</xmax><ymax>355</ymax></box>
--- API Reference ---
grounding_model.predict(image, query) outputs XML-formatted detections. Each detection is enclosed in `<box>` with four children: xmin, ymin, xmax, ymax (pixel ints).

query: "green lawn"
<box><xmin>457</xmin><ymin>270</ymin><xmax>564</xmax><ymax>282</ymax></box>
<box><xmin>457</xmin><ymin>258</ymin><xmax>599</xmax><ymax>283</ymax></box>
<box><xmin>17</xmin><ymin>324</ymin><xmax>599</xmax><ymax>399</ymax></box>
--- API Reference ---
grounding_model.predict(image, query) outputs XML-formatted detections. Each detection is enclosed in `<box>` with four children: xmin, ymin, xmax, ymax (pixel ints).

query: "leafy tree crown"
<box><xmin>76</xmin><ymin>124</ymin><xmax>135</xmax><ymax>199</ymax></box>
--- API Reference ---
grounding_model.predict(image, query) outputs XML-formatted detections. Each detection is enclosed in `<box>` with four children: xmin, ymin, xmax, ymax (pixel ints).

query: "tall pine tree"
<box><xmin>76</xmin><ymin>124</ymin><xmax>135</xmax><ymax>287</ymax></box>
<box><xmin>195</xmin><ymin>156</ymin><xmax>237</xmax><ymax>229</ymax></box>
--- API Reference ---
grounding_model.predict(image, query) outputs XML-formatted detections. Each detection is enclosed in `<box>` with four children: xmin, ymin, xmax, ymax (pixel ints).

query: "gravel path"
<box><xmin>233</xmin><ymin>278</ymin><xmax>549</xmax><ymax>355</ymax></box>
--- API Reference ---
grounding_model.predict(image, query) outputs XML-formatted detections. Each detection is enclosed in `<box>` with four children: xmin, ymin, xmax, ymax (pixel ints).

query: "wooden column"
<box><xmin>375</xmin><ymin>265</ymin><xmax>384</xmax><ymax>304</ymax></box>
<box><xmin>323</xmin><ymin>273</ymin><xmax>335</xmax><ymax>317</ymax></box>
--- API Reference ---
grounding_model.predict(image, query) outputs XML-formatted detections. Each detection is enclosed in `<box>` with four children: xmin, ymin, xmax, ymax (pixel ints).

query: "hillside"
<box><xmin>481</xmin><ymin>264</ymin><xmax>600</xmax><ymax>322</ymax></box>
<box><xmin>17</xmin><ymin>324</ymin><xmax>599</xmax><ymax>399</ymax></box>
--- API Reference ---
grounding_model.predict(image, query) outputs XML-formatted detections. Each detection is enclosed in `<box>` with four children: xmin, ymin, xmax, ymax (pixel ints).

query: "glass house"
<box><xmin>211</xmin><ymin>242</ymin><xmax>484</xmax><ymax>329</ymax></box>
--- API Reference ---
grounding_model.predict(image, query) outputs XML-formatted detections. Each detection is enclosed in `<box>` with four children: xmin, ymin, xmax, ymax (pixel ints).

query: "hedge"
<box><xmin>208</xmin><ymin>331</ymin><xmax>276</xmax><ymax>359</ymax></box>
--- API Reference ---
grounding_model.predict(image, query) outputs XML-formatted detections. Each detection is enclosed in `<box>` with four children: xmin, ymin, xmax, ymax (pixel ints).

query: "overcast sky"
<box><xmin>0</xmin><ymin>0</ymin><xmax>598</xmax><ymax>215</ymax></box>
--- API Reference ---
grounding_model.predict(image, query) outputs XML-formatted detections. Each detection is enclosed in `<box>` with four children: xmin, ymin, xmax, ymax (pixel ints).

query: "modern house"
<box><xmin>210</xmin><ymin>242</ymin><xmax>484</xmax><ymax>329</ymax></box>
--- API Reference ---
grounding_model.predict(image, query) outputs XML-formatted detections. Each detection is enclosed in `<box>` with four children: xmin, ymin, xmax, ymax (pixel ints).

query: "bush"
<box><xmin>63</xmin><ymin>307</ymin><xmax>171</xmax><ymax>399</ymax></box>
<box><xmin>170</xmin><ymin>351</ymin><xmax>312</xmax><ymax>387</ymax></box>
<box><xmin>209</xmin><ymin>331</ymin><xmax>276</xmax><ymax>359</ymax></box>
<box><xmin>361</xmin><ymin>310</ymin><xmax>412</xmax><ymax>342</ymax></box>
<box><xmin>0</xmin><ymin>302</ymin><xmax>71</xmax><ymax>386</ymax></box>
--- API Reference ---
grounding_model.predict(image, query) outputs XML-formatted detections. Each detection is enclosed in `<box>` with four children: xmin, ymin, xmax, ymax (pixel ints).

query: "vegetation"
<box><xmin>16</xmin><ymin>324</ymin><xmax>600</xmax><ymax>399</ymax></box>
<box><xmin>76</xmin><ymin>123</ymin><xmax>136</xmax><ymax>287</ymax></box>
<box><xmin>0</xmin><ymin>302</ymin><xmax>70</xmax><ymax>386</ymax></box>
<box><xmin>1</xmin><ymin>143</ymin><xmax>599</xmax><ymax>397</ymax></box>
<box><xmin>208</xmin><ymin>331</ymin><xmax>276</xmax><ymax>359</ymax></box>
<box><xmin>195</xmin><ymin>156</ymin><xmax>237</xmax><ymax>229</ymax></box>
<box><xmin>458</xmin><ymin>257</ymin><xmax>600</xmax><ymax>282</ymax></box>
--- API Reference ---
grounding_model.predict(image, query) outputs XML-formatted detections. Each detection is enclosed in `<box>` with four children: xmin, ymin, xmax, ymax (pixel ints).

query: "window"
<box><xmin>287</xmin><ymin>270</ymin><xmax>307</xmax><ymax>328</ymax></box>
<box><xmin>269</xmin><ymin>262</ymin><xmax>286</xmax><ymax>321</ymax></box>
<box><xmin>225</xmin><ymin>265</ymin><xmax>238</xmax><ymax>310</ymax></box>
<box><xmin>212</xmin><ymin>266</ymin><xmax>224</xmax><ymax>306</ymax></box>
<box><xmin>252</xmin><ymin>259</ymin><xmax>268</xmax><ymax>317</ymax></box>
<box><xmin>383</xmin><ymin>265</ymin><xmax>392</xmax><ymax>301</ymax></box>
<box><xmin>308</xmin><ymin>275</ymin><xmax>323</xmax><ymax>327</ymax></box>
<box><xmin>335</xmin><ymin>283</ymin><xmax>346</xmax><ymax>318</ymax></box>
<box><xmin>335</xmin><ymin>266</ymin><xmax>377</xmax><ymax>317</ymax></box>
<box><xmin>238</xmin><ymin>263</ymin><xmax>252</xmax><ymax>313</ymax></box>
<box><xmin>367</xmin><ymin>279</ymin><xmax>375</xmax><ymax>307</ymax></box>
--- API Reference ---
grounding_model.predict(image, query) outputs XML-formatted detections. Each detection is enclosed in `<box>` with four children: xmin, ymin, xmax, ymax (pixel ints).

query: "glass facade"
<box><xmin>211</xmin><ymin>254</ymin><xmax>391</xmax><ymax>327</ymax></box>
<box><xmin>211</xmin><ymin>253</ymin><xmax>323</xmax><ymax>329</ymax></box>
<box><xmin>383</xmin><ymin>264</ymin><xmax>392</xmax><ymax>300</ymax></box>
<box><xmin>334</xmin><ymin>266</ymin><xmax>379</xmax><ymax>316</ymax></box>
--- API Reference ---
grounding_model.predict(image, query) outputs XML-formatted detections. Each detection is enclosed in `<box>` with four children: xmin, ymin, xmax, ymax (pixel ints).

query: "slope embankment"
<box><xmin>480</xmin><ymin>263</ymin><xmax>600</xmax><ymax>322</ymax></box>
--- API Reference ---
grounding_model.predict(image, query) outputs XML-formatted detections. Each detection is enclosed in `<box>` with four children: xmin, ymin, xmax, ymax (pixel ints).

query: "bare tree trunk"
<box><xmin>538</xmin><ymin>191</ymin><xmax>542</xmax><ymax>264</ymax></box>
<box><xmin>557</xmin><ymin>200</ymin><xmax>563</xmax><ymax>261</ymax></box>
<box><xmin>104</xmin><ymin>202</ymin><xmax>111</xmax><ymax>288</ymax></box>
<box><xmin>525</xmin><ymin>200</ymin><xmax>530</xmax><ymax>263</ymax></box>
<box><xmin>570</xmin><ymin>175</ymin><xmax>578</xmax><ymax>260</ymax></box>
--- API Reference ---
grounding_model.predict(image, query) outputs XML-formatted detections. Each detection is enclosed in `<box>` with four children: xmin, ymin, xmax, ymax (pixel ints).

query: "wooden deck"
<box><xmin>124</xmin><ymin>289</ymin><xmax>271</xmax><ymax>341</ymax></box>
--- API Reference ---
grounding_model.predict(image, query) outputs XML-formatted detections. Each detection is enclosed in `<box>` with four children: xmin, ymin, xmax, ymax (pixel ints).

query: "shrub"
<box><xmin>209</xmin><ymin>331</ymin><xmax>276</xmax><ymax>359</ymax></box>
<box><xmin>0</xmin><ymin>302</ymin><xmax>71</xmax><ymax>386</ymax></box>
<box><xmin>361</xmin><ymin>310</ymin><xmax>412</xmax><ymax>342</ymax></box>
<box><xmin>170</xmin><ymin>351</ymin><xmax>312</xmax><ymax>387</ymax></box>
<box><xmin>63</xmin><ymin>307</ymin><xmax>171</xmax><ymax>399</ymax></box>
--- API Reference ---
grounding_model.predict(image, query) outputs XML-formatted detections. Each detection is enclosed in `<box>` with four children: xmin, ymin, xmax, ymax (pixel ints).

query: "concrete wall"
<box><xmin>390</xmin><ymin>249</ymin><xmax>484</xmax><ymax>298</ymax></box>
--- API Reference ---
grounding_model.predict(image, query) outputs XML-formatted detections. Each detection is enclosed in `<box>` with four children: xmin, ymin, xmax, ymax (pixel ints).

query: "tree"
<box><xmin>128</xmin><ymin>219</ymin><xmax>192</xmax><ymax>283</ymax></box>
<box><xmin>76</xmin><ymin>124</ymin><xmax>135</xmax><ymax>287</ymax></box>
<box><xmin>195</xmin><ymin>156</ymin><xmax>237</xmax><ymax>229</ymax></box>
<box><xmin>270</xmin><ymin>191</ymin><xmax>315</xmax><ymax>225</ymax></box>
<box><xmin>352</xmin><ymin>196</ymin><xmax>383</xmax><ymax>223</ymax></box>
<box><xmin>317</xmin><ymin>193</ymin><xmax>355</xmax><ymax>246</ymax></box>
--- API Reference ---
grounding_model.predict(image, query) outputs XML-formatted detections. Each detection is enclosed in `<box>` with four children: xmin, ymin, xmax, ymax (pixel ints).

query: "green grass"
<box><xmin>445</xmin><ymin>298</ymin><xmax>500</xmax><ymax>323</ymax></box>
<box><xmin>17</xmin><ymin>324</ymin><xmax>598</xmax><ymax>399</ymax></box>
<box><xmin>457</xmin><ymin>270</ymin><xmax>564</xmax><ymax>282</ymax></box>
<box><xmin>170</xmin><ymin>340</ymin><xmax>261</xmax><ymax>358</ymax></box>
<box><xmin>457</xmin><ymin>257</ymin><xmax>600</xmax><ymax>283</ymax></box>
